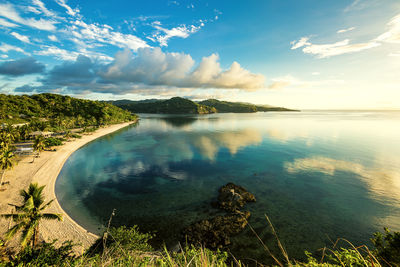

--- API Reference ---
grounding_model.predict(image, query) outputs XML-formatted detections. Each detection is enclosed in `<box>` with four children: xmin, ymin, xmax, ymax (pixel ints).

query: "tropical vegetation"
<box><xmin>1</xmin><ymin>183</ymin><xmax>62</xmax><ymax>248</ymax></box>
<box><xmin>0</xmin><ymin>93</ymin><xmax>136</xmax><ymax>128</ymax></box>
<box><xmin>0</xmin><ymin>149</ymin><xmax>15</xmax><ymax>189</ymax></box>
<box><xmin>0</xmin><ymin>182</ymin><xmax>399</xmax><ymax>267</ymax></box>
<box><xmin>114</xmin><ymin>97</ymin><xmax>217</xmax><ymax>114</ymax></box>
<box><xmin>110</xmin><ymin>97</ymin><xmax>296</xmax><ymax>114</ymax></box>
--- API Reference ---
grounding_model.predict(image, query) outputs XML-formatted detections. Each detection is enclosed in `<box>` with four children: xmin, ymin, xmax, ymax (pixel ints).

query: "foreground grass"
<box><xmin>1</xmin><ymin>225</ymin><xmax>399</xmax><ymax>267</ymax></box>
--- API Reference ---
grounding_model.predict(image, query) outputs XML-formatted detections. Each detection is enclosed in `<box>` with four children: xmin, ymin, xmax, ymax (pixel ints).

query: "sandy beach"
<box><xmin>0</xmin><ymin>121</ymin><xmax>136</xmax><ymax>253</ymax></box>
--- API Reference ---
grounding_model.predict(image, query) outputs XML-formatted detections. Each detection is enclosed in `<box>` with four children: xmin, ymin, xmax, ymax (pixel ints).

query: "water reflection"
<box><xmin>56</xmin><ymin>111</ymin><xmax>400</xmax><ymax>263</ymax></box>
<box><xmin>284</xmin><ymin>156</ymin><xmax>400</xmax><ymax>207</ymax></box>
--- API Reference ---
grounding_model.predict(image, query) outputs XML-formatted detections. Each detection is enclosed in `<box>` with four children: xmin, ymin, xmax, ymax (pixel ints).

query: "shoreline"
<box><xmin>0</xmin><ymin>121</ymin><xmax>136</xmax><ymax>253</ymax></box>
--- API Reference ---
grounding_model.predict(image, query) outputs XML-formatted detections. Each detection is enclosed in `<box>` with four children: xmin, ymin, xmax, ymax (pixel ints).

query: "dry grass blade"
<box><xmin>246</xmin><ymin>218</ymin><xmax>283</xmax><ymax>267</ymax></box>
<box><xmin>264</xmin><ymin>214</ymin><xmax>291</xmax><ymax>266</ymax></box>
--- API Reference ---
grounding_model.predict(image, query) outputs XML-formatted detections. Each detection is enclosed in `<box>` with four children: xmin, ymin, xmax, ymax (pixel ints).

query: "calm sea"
<box><xmin>56</xmin><ymin>111</ymin><xmax>400</xmax><ymax>263</ymax></box>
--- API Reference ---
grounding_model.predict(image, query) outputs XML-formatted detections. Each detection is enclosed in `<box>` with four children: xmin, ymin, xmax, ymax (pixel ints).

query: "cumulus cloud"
<box><xmin>11</xmin><ymin>32</ymin><xmax>31</xmax><ymax>43</ymax></box>
<box><xmin>18</xmin><ymin>47</ymin><xmax>265</xmax><ymax>95</ymax></box>
<box><xmin>0</xmin><ymin>57</ymin><xmax>45</xmax><ymax>76</ymax></box>
<box><xmin>42</xmin><ymin>55</ymin><xmax>95</xmax><ymax>85</ymax></box>
<box><xmin>101</xmin><ymin>48</ymin><xmax>195</xmax><ymax>85</ymax></box>
<box><xmin>102</xmin><ymin>48</ymin><xmax>265</xmax><ymax>90</ymax></box>
<box><xmin>0</xmin><ymin>3</ymin><xmax>57</xmax><ymax>31</ymax></box>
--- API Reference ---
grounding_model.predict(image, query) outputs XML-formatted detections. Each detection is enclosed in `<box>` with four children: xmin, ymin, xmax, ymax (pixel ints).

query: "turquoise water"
<box><xmin>56</xmin><ymin>111</ymin><xmax>400</xmax><ymax>262</ymax></box>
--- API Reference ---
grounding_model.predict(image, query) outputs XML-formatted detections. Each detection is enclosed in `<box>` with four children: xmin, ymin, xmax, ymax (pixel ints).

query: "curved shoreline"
<box><xmin>0</xmin><ymin>121</ymin><xmax>136</xmax><ymax>253</ymax></box>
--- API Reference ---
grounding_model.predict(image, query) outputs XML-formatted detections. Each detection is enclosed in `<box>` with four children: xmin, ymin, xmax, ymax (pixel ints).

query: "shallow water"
<box><xmin>56</xmin><ymin>111</ymin><xmax>400</xmax><ymax>263</ymax></box>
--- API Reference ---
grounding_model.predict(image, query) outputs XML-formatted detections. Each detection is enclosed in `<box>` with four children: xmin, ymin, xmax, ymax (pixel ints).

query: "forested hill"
<box><xmin>198</xmin><ymin>99</ymin><xmax>295</xmax><ymax>113</ymax></box>
<box><xmin>110</xmin><ymin>97</ymin><xmax>297</xmax><ymax>114</ymax></box>
<box><xmin>115</xmin><ymin>97</ymin><xmax>217</xmax><ymax>114</ymax></box>
<box><xmin>0</xmin><ymin>93</ymin><xmax>136</xmax><ymax>126</ymax></box>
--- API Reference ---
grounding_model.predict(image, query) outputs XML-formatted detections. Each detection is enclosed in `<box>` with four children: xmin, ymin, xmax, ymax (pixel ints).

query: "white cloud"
<box><xmin>0</xmin><ymin>43</ymin><xmax>30</xmax><ymax>55</ymax></box>
<box><xmin>292</xmin><ymin>13</ymin><xmax>400</xmax><ymax>58</ymax></box>
<box><xmin>55</xmin><ymin>0</ymin><xmax>80</xmax><ymax>17</ymax></box>
<box><xmin>35</xmin><ymin>46</ymin><xmax>79</xmax><ymax>60</ymax></box>
<box><xmin>153</xmin><ymin>24</ymin><xmax>202</xmax><ymax>46</ymax></box>
<box><xmin>0</xmin><ymin>55</ymin><xmax>8</xmax><ymax>59</ymax></box>
<box><xmin>27</xmin><ymin>6</ymin><xmax>41</xmax><ymax>14</ymax></box>
<box><xmin>102</xmin><ymin>48</ymin><xmax>265</xmax><ymax>90</ymax></box>
<box><xmin>375</xmin><ymin>13</ymin><xmax>400</xmax><ymax>44</ymax></box>
<box><xmin>48</xmin><ymin>35</ymin><xmax>58</xmax><ymax>42</ymax></box>
<box><xmin>11</xmin><ymin>32</ymin><xmax>31</xmax><ymax>43</ymax></box>
<box><xmin>35</xmin><ymin>45</ymin><xmax>112</xmax><ymax>62</ymax></box>
<box><xmin>0</xmin><ymin>18</ymin><xmax>19</xmax><ymax>28</ymax></box>
<box><xmin>32</xmin><ymin>0</ymin><xmax>57</xmax><ymax>18</ymax></box>
<box><xmin>72</xmin><ymin>19</ymin><xmax>149</xmax><ymax>51</ymax></box>
<box><xmin>0</xmin><ymin>3</ymin><xmax>57</xmax><ymax>31</ymax></box>
<box><xmin>301</xmin><ymin>39</ymin><xmax>380</xmax><ymax>58</ymax></box>
<box><xmin>337</xmin><ymin>27</ymin><xmax>356</xmax><ymax>34</ymax></box>
<box><xmin>290</xmin><ymin>37</ymin><xmax>310</xmax><ymax>50</ymax></box>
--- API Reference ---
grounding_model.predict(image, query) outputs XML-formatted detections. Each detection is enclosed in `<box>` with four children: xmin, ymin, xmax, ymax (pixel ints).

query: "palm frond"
<box><xmin>1</xmin><ymin>213</ymin><xmax>29</xmax><ymax>221</ymax></box>
<box><xmin>5</xmin><ymin>222</ymin><xmax>26</xmax><ymax>240</ymax></box>
<box><xmin>42</xmin><ymin>213</ymin><xmax>63</xmax><ymax>221</ymax></box>
<box><xmin>20</xmin><ymin>221</ymin><xmax>37</xmax><ymax>248</ymax></box>
<box><xmin>39</xmin><ymin>199</ymin><xmax>54</xmax><ymax>211</ymax></box>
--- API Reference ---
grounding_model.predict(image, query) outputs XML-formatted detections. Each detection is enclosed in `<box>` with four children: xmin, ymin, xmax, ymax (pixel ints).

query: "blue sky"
<box><xmin>0</xmin><ymin>0</ymin><xmax>399</xmax><ymax>109</ymax></box>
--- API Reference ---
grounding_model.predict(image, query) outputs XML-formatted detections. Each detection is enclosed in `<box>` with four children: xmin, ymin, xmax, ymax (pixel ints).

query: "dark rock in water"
<box><xmin>183</xmin><ymin>183</ymin><xmax>256</xmax><ymax>249</ymax></box>
<box><xmin>218</xmin><ymin>183</ymin><xmax>256</xmax><ymax>212</ymax></box>
<box><xmin>183</xmin><ymin>211</ymin><xmax>251</xmax><ymax>249</ymax></box>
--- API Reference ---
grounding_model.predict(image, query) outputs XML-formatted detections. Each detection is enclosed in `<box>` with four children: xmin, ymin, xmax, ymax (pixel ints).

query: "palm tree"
<box><xmin>1</xmin><ymin>183</ymin><xmax>62</xmax><ymax>248</ymax></box>
<box><xmin>18</xmin><ymin>125</ymin><xmax>30</xmax><ymax>142</ymax></box>
<box><xmin>0</xmin><ymin>149</ymin><xmax>15</xmax><ymax>189</ymax></box>
<box><xmin>0</xmin><ymin>130</ymin><xmax>14</xmax><ymax>150</ymax></box>
<box><xmin>32</xmin><ymin>135</ymin><xmax>46</xmax><ymax>163</ymax></box>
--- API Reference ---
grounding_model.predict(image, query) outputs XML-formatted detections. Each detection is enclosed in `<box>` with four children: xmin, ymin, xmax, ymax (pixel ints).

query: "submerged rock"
<box><xmin>183</xmin><ymin>211</ymin><xmax>251</xmax><ymax>249</ymax></box>
<box><xmin>183</xmin><ymin>183</ymin><xmax>256</xmax><ymax>249</ymax></box>
<box><xmin>218</xmin><ymin>183</ymin><xmax>256</xmax><ymax>212</ymax></box>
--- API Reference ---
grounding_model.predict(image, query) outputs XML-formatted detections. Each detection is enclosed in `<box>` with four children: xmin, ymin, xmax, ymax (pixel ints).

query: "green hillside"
<box><xmin>111</xmin><ymin>97</ymin><xmax>297</xmax><ymax>114</ymax></box>
<box><xmin>0</xmin><ymin>93</ymin><xmax>136</xmax><ymax>127</ymax></box>
<box><xmin>199</xmin><ymin>99</ymin><xmax>296</xmax><ymax>113</ymax></box>
<box><xmin>117</xmin><ymin>97</ymin><xmax>217</xmax><ymax>114</ymax></box>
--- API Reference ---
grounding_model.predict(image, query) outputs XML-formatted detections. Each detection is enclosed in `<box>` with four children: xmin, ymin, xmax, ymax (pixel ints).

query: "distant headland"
<box><xmin>108</xmin><ymin>97</ymin><xmax>298</xmax><ymax>114</ymax></box>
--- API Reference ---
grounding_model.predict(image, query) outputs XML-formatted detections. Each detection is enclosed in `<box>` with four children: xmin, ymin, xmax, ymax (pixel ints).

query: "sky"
<box><xmin>0</xmin><ymin>0</ymin><xmax>399</xmax><ymax>109</ymax></box>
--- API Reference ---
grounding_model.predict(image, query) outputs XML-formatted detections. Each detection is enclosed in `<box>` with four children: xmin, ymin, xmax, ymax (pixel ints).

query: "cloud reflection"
<box><xmin>284</xmin><ymin>157</ymin><xmax>400</xmax><ymax>204</ymax></box>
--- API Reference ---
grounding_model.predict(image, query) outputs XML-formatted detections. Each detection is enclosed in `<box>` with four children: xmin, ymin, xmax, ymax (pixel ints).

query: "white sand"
<box><xmin>0</xmin><ymin>121</ymin><xmax>136</xmax><ymax>253</ymax></box>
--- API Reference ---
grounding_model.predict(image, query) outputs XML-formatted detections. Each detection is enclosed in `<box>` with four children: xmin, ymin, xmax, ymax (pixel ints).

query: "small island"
<box><xmin>109</xmin><ymin>97</ymin><xmax>297</xmax><ymax>114</ymax></box>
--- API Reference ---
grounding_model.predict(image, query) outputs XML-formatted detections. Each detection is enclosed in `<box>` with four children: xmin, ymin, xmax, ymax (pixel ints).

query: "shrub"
<box><xmin>44</xmin><ymin>137</ymin><xmax>63</xmax><ymax>147</ymax></box>
<box><xmin>371</xmin><ymin>228</ymin><xmax>400</xmax><ymax>266</ymax></box>
<box><xmin>9</xmin><ymin>241</ymin><xmax>76</xmax><ymax>266</ymax></box>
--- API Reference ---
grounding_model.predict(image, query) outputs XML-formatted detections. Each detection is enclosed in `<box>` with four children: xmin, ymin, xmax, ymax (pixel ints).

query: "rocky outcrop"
<box><xmin>184</xmin><ymin>212</ymin><xmax>250</xmax><ymax>249</ymax></box>
<box><xmin>218</xmin><ymin>183</ymin><xmax>256</xmax><ymax>212</ymax></box>
<box><xmin>182</xmin><ymin>183</ymin><xmax>256</xmax><ymax>249</ymax></box>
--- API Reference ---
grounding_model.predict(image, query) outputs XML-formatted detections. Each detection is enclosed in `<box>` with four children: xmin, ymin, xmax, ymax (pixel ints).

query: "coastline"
<box><xmin>0</xmin><ymin>121</ymin><xmax>136</xmax><ymax>253</ymax></box>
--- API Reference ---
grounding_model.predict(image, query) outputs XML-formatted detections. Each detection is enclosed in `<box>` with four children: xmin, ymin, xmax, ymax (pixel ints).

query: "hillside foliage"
<box><xmin>112</xmin><ymin>97</ymin><xmax>296</xmax><ymax>114</ymax></box>
<box><xmin>0</xmin><ymin>93</ymin><xmax>136</xmax><ymax>127</ymax></box>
